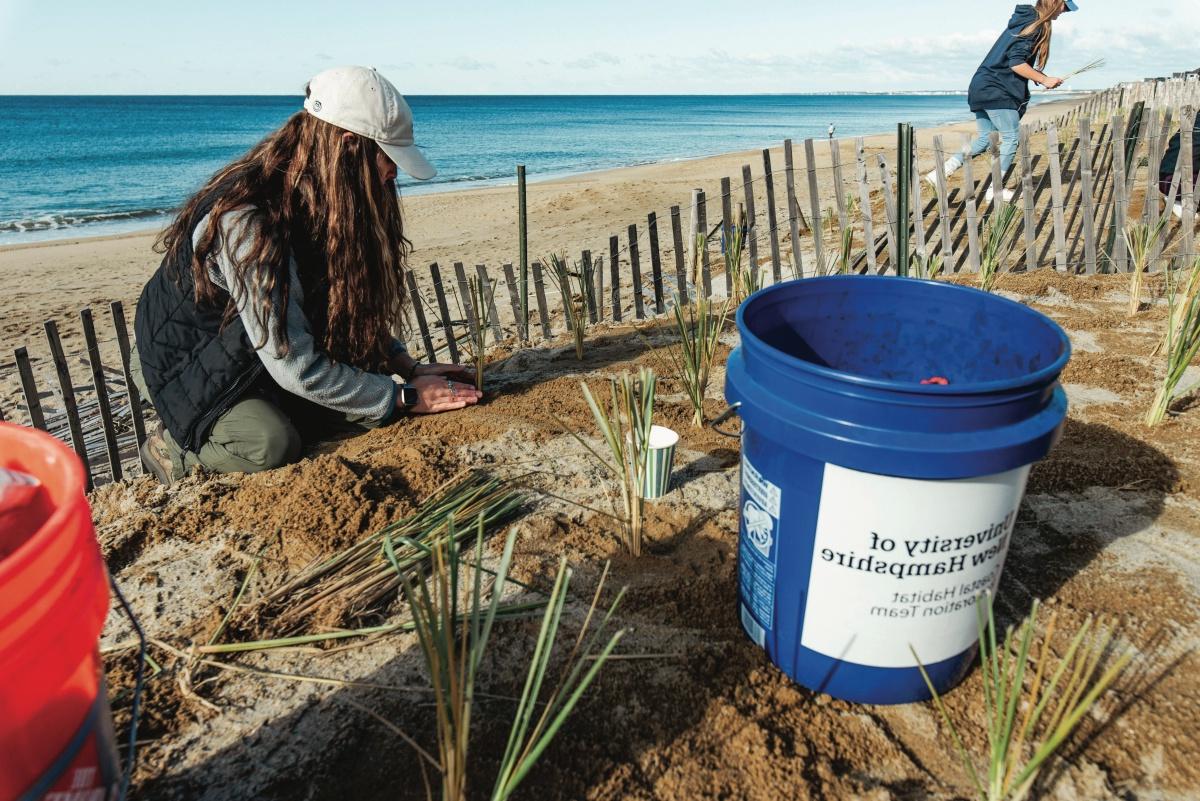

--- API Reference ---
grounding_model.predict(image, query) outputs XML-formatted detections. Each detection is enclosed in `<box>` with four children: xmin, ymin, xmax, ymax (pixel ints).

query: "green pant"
<box><xmin>131</xmin><ymin>346</ymin><xmax>381</xmax><ymax>478</ymax></box>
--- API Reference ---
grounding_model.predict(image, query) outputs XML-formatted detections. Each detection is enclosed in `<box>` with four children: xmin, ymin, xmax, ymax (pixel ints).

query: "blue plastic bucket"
<box><xmin>724</xmin><ymin>276</ymin><xmax>1070</xmax><ymax>705</ymax></box>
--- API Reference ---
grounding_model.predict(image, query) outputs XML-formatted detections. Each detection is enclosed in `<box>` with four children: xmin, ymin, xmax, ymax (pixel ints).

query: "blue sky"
<box><xmin>1</xmin><ymin>0</ymin><xmax>1196</xmax><ymax>94</ymax></box>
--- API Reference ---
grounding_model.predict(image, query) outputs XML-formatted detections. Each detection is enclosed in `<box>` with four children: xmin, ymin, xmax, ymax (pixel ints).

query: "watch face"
<box><xmin>401</xmin><ymin>385</ymin><xmax>419</xmax><ymax>407</ymax></box>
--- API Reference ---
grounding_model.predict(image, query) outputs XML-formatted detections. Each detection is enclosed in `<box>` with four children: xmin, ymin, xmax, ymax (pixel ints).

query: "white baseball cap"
<box><xmin>303</xmin><ymin>65</ymin><xmax>436</xmax><ymax>181</ymax></box>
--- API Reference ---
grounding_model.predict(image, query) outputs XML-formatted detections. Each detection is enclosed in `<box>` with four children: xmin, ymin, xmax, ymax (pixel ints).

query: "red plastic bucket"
<box><xmin>0</xmin><ymin>422</ymin><xmax>118</xmax><ymax>801</ymax></box>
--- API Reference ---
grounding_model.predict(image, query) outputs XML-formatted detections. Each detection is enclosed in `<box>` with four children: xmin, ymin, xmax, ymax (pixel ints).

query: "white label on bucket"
<box><xmin>739</xmin><ymin>456</ymin><xmax>781</xmax><ymax>638</ymax></box>
<box><xmin>800</xmin><ymin>463</ymin><xmax>1030</xmax><ymax>669</ymax></box>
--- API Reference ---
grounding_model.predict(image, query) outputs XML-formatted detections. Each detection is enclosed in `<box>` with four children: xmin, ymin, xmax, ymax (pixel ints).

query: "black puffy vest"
<box><xmin>135</xmin><ymin>214</ymin><xmax>264</xmax><ymax>452</ymax></box>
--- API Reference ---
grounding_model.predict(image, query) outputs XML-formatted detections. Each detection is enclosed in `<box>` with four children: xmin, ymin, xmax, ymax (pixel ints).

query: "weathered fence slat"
<box><xmin>581</xmin><ymin>250</ymin><xmax>599</xmax><ymax>323</ymax></box>
<box><xmin>110</xmin><ymin>301</ymin><xmax>146</xmax><ymax>452</ymax></box>
<box><xmin>670</xmin><ymin>205</ymin><xmax>687</xmax><ymax>300</ymax></box>
<box><xmin>452</xmin><ymin>262</ymin><xmax>479</xmax><ymax>335</ymax></box>
<box><xmin>961</xmin><ymin>150</ymin><xmax>982</xmax><ymax>273</ymax></box>
<box><xmin>762</xmin><ymin>148</ymin><xmax>782</xmax><ymax>283</ymax></box>
<box><xmin>696</xmin><ymin>192</ymin><xmax>711</xmax><ymax>298</ymax></box>
<box><xmin>784</xmin><ymin>139</ymin><xmax>804</xmax><ymax>278</ymax></box>
<box><xmin>79</xmin><ymin>308</ymin><xmax>121</xmax><ymax>482</ymax></box>
<box><xmin>910</xmin><ymin>143</ymin><xmax>926</xmax><ymax>260</ymax></box>
<box><xmin>428</xmin><ymin>263</ymin><xmax>460</xmax><ymax>362</ymax></box>
<box><xmin>855</xmin><ymin>138</ymin><xmax>878</xmax><ymax>274</ymax></box>
<box><xmin>501</xmin><ymin>264</ymin><xmax>525</xmax><ymax>339</ymax></box>
<box><xmin>647</xmin><ymin>215</ymin><xmax>665</xmax><ymax>314</ymax></box>
<box><xmin>1019</xmin><ymin>129</ymin><xmax>1037</xmax><ymax>271</ymax></box>
<box><xmin>608</xmin><ymin>235</ymin><xmax>622</xmax><ymax>322</ymax></box>
<box><xmin>15</xmin><ymin>346</ymin><xmax>47</xmax><ymax>431</ymax></box>
<box><xmin>721</xmin><ymin>177</ymin><xmax>734</xmax><ymax>294</ymax></box>
<box><xmin>43</xmin><ymin>319</ymin><xmax>92</xmax><ymax>491</ymax></box>
<box><xmin>989</xmin><ymin>132</ymin><xmax>1005</xmax><ymax>214</ymax></box>
<box><xmin>1182</xmin><ymin>106</ymin><xmax>1197</xmax><ymax>264</ymax></box>
<box><xmin>530</xmin><ymin>260</ymin><xmax>553</xmax><ymax>339</ymax></box>
<box><xmin>1110</xmin><ymin>115</ymin><xmax>1129</xmax><ymax>273</ymax></box>
<box><xmin>1078</xmin><ymin>119</ymin><xmax>1100</xmax><ymax>274</ymax></box>
<box><xmin>405</xmin><ymin>273</ymin><xmax>437</xmax><ymax>362</ymax></box>
<box><xmin>804</xmin><ymin>138</ymin><xmax>826</xmax><ymax>268</ymax></box>
<box><xmin>475</xmin><ymin>264</ymin><xmax>503</xmax><ymax>340</ymax></box>
<box><xmin>877</xmin><ymin>154</ymin><xmax>899</xmax><ymax>273</ymax></box>
<box><xmin>627</xmin><ymin>224</ymin><xmax>645</xmax><ymax>319</ymax></box>
<box><xmin>741</xmin><ymin>165</ymin><xmax>759</xmax><ymax>285</ymax></box>
<box><xmin>931</xmin><ymin>136</ymin><xmax>956</xmax><ymax>262</ymax></box>
<box><xmin>1046</xmin><ymin>125</ymin><xmax>1069</xmax><ymax>271</ymax></box>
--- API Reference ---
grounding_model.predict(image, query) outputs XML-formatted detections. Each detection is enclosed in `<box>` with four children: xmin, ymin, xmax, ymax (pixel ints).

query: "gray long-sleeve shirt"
<box><xmin>198</xmin><ymin>209</ymin><xmax>398</xmax><ymax>424</ymax></box>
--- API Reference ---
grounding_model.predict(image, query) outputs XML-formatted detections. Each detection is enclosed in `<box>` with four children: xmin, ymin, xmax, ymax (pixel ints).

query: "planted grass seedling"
<box><xmin>914</xmin><ymin>593</ymin><xmax>1132</xmax><ymax>801</ymax></box>
<box><xmin>394</xmin><ymin>518</ymin><xmax>625</xmax><ymax>801</ymax></box>
<box><xmin>457</xmin><ymin>276</ymin><xmax>498</xmax><ymax>391</ymax></box>
<box><xmin>824</xmin><ymin>226</ymin><xmax>855</xmax><ymax>276</ymax></box>
<box><xmin>544</xmin><ymin>252</ymin><xmax>593</xmax><ymax>360</ymax></box>
<box><xmin>910</xmin><ymin>249</ymin><xmax>945</xmax><ymax>280</ymax></box>
<box><xmin>724</xmin><ymin>221</ymin><xmax>760</xmax><ymax>303</ymax></box>
<box><xmin>979</xmin><ymin>203</ymin><xmax>1022</xmax><ymax>293</ymax></box>
<box><xmin>665</xmin><ymin>291</ymin><xmax>732</xmax><ymax>428</ymax></box>
<box><xmin>1123</xmin><ymin>218</ymin><xmax>1168</xmax><ymax>317</ymax></box>
<box><xmin>560</xmin><ymin>367</ymin><xmax>656</xmax><ymax>556</ymax></box>
<box><xmin>1146</xmin><ymin>255</ymin><xmax>1200</xmax><ymax>426</ymax></box>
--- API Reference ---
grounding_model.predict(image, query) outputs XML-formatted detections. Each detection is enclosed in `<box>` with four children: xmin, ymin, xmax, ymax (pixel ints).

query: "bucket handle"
<box><xmin>708</xmin><ymin>402</ymin><xmax>743</xmax><ymax>439</ymax></box>
<box><xmin>109</xmin><ymin>573</ymin><xmax>147</xmax><ymax>801</ymax></box>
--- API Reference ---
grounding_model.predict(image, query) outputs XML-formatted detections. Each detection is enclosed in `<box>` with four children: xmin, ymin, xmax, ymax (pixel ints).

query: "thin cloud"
<box><xmin>445</xmin><ymin>56</ymin><xmax>494</xmax><ymax>71</ymax></box>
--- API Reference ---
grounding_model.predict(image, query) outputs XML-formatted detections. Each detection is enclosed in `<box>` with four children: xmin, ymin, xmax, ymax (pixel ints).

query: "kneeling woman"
<box><xmin>134</xmin><ymin>66</ymin><xmax>480</xmax><ymax>485</ymax></box>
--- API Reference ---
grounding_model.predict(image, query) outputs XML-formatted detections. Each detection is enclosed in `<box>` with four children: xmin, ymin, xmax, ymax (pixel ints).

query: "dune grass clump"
<box><xmin>562</xmin><ymin>367</ymin><xmax>656</xmax><ymax>556</ymax></box>
<box><xmin>724</xmin><ymin>223</ymin><xmax>760</xmax><ymax>303</ymax></box>
<box><xmin>394</xmin><ymin>519</ymin><xmax>625</xmax><ymax>801</ymax></box>
<box><xmin>910</xmin><ymin>249</ymin><xmax>945</xmax><ymax>280</ymax></box>
<box><xmin>824</xmin><ymin>226</ymin><xmax>855</xmax><ymax>275</ymax></box>
<box><xmin>1123</xmin><ymin>218</ymin><xmax>1168</xmax><ymax>317</ymax></box>
<box><xmin>979</xmin><ymin>203</ymin><xmax>1022</xmax><ymax>293</ymax></box>
<box><xmin>544</xmin><ymin>253</ymin><xmax>593</xmax><ymax>360</ymax></box>
<box><xmin>460</xmin><ymin>276</ymin><xmax>498</xmax><ymax>391</ymax></box>
<box><xmin>1146</xmin><ymin>255</ymin><xmax>1200</xmax><ymax>426</ymax></box>
<box><xmin>914</xmin><ymin>594</ymin><xmax>1132</xmax><ymax>801</ymax></box>
<box><xmin>665</xmin><ymin>291</ymin><xmax>731</xmax><ymax>428</ymax></box>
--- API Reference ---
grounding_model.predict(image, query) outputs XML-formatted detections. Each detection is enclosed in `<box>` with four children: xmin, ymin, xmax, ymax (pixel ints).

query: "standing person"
<box><xmin>1159</xmin><ymin>113</ymin><xmax>1200</xmax><ymax>219</ymax></box>
<box><xmin>926</xmin><ymin>1</ymin><xmax>1073</xmax><ymax>202</ymax></box>
<box><xmin>828</xmin><ymin>122</ymin><xmax>836</xmax><ymax>140</ymax></box>
<box><xmin>134</xmin><ymin>65</ymin><xmax>481</xmax><ymax>486</ymax></box>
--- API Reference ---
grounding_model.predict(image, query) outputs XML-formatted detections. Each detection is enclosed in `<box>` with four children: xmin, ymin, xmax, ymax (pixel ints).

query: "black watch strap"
<box><xmin>399</xmin><ymin>384</ymin><xmax>419</xmax><ymax>408</ymax></box>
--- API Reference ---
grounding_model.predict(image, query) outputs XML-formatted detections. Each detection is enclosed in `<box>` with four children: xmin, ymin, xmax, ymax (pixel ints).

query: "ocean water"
<box><xmin>0</xmin><ymin>94</ymin><xmax>1052</xmax><ymax>244</ymax></box>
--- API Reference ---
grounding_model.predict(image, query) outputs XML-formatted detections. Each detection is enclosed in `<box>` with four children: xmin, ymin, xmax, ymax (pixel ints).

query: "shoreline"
<box><xmin>0</xmin><ymin>94</ymin><xmax>1084</xmax><ymax>250</ymax></box>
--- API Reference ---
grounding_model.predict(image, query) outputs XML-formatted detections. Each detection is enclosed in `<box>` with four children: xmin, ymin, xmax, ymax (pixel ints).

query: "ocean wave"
<box><xmin>0</xmin><ymin>208</ymin><xmax>174</xmax><ymax>233</ymax></box>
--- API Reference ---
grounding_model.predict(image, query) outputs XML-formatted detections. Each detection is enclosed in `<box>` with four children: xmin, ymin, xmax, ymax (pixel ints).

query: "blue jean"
<box><xmin>964</xmin><ymin>109</ymin><xmax>1020</xmax><ymax>176</ymax></box>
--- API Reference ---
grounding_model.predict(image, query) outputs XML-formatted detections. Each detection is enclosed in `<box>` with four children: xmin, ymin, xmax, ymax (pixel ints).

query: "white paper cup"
<box><xmin>640</xmin><ymin>425</ymin><xmax>679</xmax><ymax>499</ymax></box>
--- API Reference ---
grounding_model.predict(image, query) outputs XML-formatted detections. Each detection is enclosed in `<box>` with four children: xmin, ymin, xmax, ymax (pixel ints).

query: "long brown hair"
<box><xmin>155</xmin><ymin>101</ymin><xmax>410</xmax><ymax>370</ymax></box>
<box><xmin>1019</xmin><ymin>0</ymin><xmax>1063</xmax><ymax>72</ymax></box>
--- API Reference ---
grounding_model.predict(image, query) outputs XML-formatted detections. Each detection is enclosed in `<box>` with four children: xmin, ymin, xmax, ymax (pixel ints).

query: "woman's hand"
<box><xmin>399</xmin><ymin>375</ymin><xmax>482</xmax><ymax>415</ymax></box>
<box><xmin>1041</xmin><ymin>76</ymin><xmax>1065</xmax><ymax>90</ymax></box>
<box><xmin>413</xmin><ymin>362</ymin><xmax>476</xmax><ymax>385</ymax></box>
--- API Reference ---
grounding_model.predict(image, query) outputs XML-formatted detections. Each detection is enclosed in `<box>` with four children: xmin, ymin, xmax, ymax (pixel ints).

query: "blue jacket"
<box><xmin>968</xmin><ymin>5</ymin><xmax>1039</xmax><ymax>116</ymax></box>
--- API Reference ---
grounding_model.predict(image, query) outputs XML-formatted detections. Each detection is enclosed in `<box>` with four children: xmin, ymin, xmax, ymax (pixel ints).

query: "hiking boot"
<box><xmin>140</xmin><ymin>423</ymin><xmax>183</xmax><ymax>486</ymax></box>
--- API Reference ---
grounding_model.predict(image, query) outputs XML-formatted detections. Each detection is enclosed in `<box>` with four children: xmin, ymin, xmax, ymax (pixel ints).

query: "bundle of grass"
<box><xmin>725</xmin><ymin>219</ymin><xmax>760</xmax><ymax>303</ymax></box>
<box><xmin>914</xmin><ymin>594</ymin><xmax>1132</xmax><ymax>801</ymax></box>
<box><xmin>1146</xmin><ymin>255</ymin><xmax>1200</xmax><ymax>426</ymax></box>
<box><xmin>459</xmin><ymin>276</ymin><xmax>498</xmax><ymax>390</ymax></box>
<box><xmin>1123</xmin><ymin>218</ymin><xmax>1167</xmax><ymax>317</ymax></box>
<box><xmin>824</xmin><ymin>226</ymin><xmax>855</xmax><ymax>275</ymax></box>
<box><xmin>396</xmin><ymin>520</ymin><xmax>625</xmax><ymax>801</ymax></box>
<box><xmin>544</xmin><ymin>253</ymin><xmax>592</xmax><ymax>360</ymax></box>
<box><xmin>563</xmin><ymin>368</ymin><xmax>656</xmax><ymax>556</ymax></box>
<box><xmin>205</xmin><ymin>472</ymin><xmax>526</xmax><ymax>648</ymax></box>
<box><xmin>979</xmin><ymin>203</ymin><xmax>1022</xmax><ymax>293</ymax></box>
<box><xmin>665</xmin><ymin>291</ymin><xmax>731</xmax><ymax>428</ymax></box>
<box><xmin>910</xmin><ymin>249</ymin><xmax>945</xmax><ymax>280</ymax></box>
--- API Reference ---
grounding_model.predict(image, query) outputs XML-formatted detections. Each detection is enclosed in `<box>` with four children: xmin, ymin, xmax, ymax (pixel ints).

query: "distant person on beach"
<box><xmin>828</xmin><ymin>123</ymin><xmax>836</xmax><ymax>140</ymax></box>
<box><xmin>133</xmin><ymin>66</ymin><xmax>479</xmax><ymax>486</ymax></box>
<box><xmin>1159</xmin><ymin>114</ymin><xmax>1200</xmax><ymax>219</ymax></box>
<box><xmin>926</xmin><ymin>1</ymin><xmax>1073</xmax><ymax>202</ymax></box>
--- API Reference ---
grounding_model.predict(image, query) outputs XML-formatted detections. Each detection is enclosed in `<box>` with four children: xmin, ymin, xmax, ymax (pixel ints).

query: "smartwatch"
<box><xmin>399</xmin><ymin>383</ymin><xmax>419</xmax><ymax>408</ymax></box>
